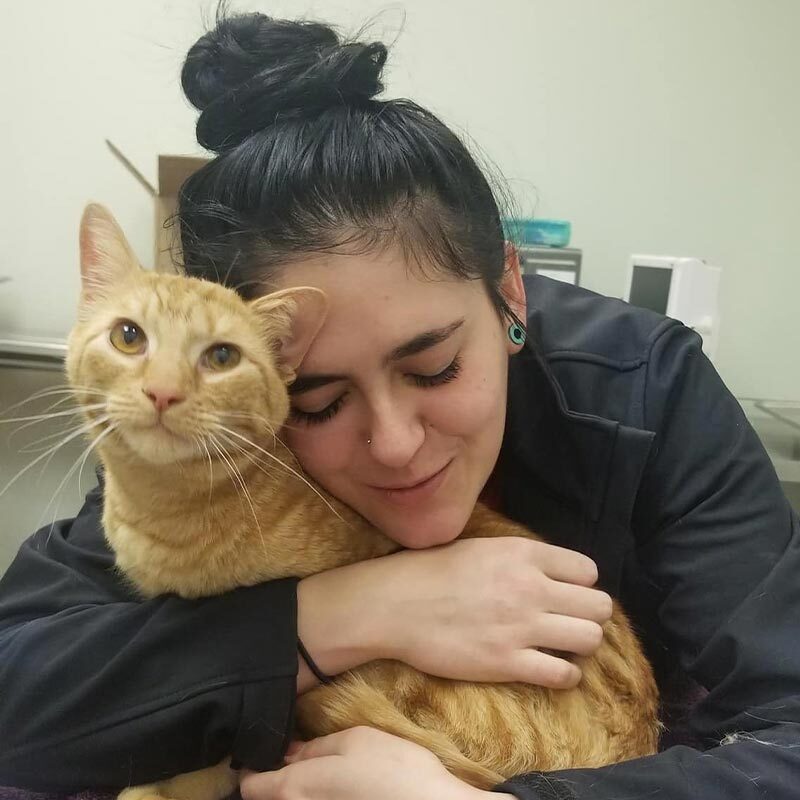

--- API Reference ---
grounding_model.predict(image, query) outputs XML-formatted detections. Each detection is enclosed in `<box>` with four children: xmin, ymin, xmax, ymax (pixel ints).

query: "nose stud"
<box><xmin>367</xmin><ymin>438</ymin><xmax>372</xmax><ymax>445</ymax></box>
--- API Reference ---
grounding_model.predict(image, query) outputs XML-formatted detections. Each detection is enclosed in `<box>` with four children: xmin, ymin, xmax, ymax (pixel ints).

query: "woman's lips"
<box><xmin>370</xmin><ymin>460</ymin><xmax>453</xmax><ymax>506</ymax></box>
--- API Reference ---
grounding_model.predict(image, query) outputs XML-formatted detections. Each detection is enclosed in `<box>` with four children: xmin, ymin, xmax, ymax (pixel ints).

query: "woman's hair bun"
<box><xmin>181</xmin><ymin>9</ymin><xmax>388</xmax><ymax>153</ymax></box>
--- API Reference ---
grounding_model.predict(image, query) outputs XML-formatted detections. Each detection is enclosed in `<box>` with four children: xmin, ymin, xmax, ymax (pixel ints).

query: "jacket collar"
<box><xmin>503</xmin><ymin>335</ymin><xmax>621</xmax><ymax>523</ymax></box>
<box><xmin>502</xmin><ymin>335</ymin><xmax>657</xmax><ymax>592</ymax></box>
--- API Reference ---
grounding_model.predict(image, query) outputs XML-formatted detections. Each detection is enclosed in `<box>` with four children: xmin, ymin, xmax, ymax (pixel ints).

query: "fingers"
<box><xmin>285</xmin><ymin>727</ymin><xmax>383</xmax><ymax>762</ymax></box>
<box><xmin>529</xmin><ymin>613</ymin><xmax>604</xmax><ymax>656</ymax></box>
<box><xmin>240</xmin><ymin>767</ymin><xmax>281</xmax><ymax>799</ymax></box>
<box><xmin>508</xmin><ymin>647</ymin><xmax>582</xmax><ymax>689</ymax></box>
<box><xmin>546</xmin><ymin>580</ymin><xmax>614</xmax><ymax>624</ymax></box>
<box><xmin>530</xmin><ymin>541</ymin><xmax>599</xmax><ymax>587</ymax></box>
<box><xmin>284</xmin><ymin>732</ymin><xmax>343</xmax><ymax>762</ymax></box>
<box><xmin>240</xmin><ymin>756</ymin><xmax>341</xmax><ymax>800</ymax></box>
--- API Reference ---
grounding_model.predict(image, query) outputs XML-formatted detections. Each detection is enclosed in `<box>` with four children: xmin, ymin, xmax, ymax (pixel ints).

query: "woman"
<box><xmin>1</xmin><ymin>11</ymin><xmax>799</xmax><ymax>800</ymax></box>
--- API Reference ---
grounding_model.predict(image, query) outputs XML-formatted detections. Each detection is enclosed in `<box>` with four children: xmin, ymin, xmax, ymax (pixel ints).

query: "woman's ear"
<box><xmin>249</xmin><ymin>287</ymin><xmax>328</xmax><ymax>381</ymax></box>
<box><xmin>500</xmin><ymin>243</ymin><xmax>528</xmax><ymax>354</ymax></box>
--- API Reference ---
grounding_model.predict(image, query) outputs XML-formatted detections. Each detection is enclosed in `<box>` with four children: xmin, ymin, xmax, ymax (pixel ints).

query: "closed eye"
<box><xmin>289</xmin><ymin>393</ymin><xmax>348</xmax><ymax>426</ymax></box>
<box><xmin>410</xmin><ymin>356</ymin><xmax>461</xmax><ymax>387</ymax></box>
<box><xmin>289</xmin><ymin>356</ymin><xmax>462</xmax><ymax>426</ymax></box>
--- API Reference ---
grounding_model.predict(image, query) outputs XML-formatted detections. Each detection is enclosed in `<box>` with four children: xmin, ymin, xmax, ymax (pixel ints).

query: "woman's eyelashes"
<box><xmin>290</xmin><ymin>356</ymin><xmax>463</xmax><ymax>425</ymax></box>
<box><xmin>410</xmin><ymin>355</ymin><xmax>462</xmax><ymax>387</ymax></box>
<box><xmin>291</xmin><ymin>394</ymin><xmax>348</xmax><ymax>426</ymax></box>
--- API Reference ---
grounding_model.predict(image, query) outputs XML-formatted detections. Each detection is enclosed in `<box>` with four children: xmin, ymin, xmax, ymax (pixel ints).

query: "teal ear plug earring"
<box><xmin>508</xmin><ymin>322</ymin><xmax>526</xmax><ymax>345</ymax></box>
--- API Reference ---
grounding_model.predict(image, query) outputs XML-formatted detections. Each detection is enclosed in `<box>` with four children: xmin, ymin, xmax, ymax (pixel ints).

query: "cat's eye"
<box><xmin>110</xmin><ymin>320</ymin><xmax>147</xmax><ymax>355</ymax></box>
<box><xmin>203</xmin><ymin>344</ymin><xmax>241</xmax><ymax>372</ymax></box>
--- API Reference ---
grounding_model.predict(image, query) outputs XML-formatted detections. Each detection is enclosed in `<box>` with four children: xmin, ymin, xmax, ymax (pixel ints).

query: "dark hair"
<box><xmin>177</xmin><ymin>5</ymin><xmax>516</xmax><ymax>321</ymax></box>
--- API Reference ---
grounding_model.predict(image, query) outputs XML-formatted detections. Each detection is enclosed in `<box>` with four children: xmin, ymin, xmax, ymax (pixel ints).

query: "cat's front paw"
<box><xmin>118</xmin><ymin>787</ymin><xmax>177</xmax><ymax>800</ymax></box>
<box><xmin>117</xmin><ymin>759</ymin><xmax>238</xmax><ymax>800</ymax></box>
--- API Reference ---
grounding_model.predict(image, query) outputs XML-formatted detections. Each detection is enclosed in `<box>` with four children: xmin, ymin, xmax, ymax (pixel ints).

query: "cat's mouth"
<box><xmin>116</xmin><ymin>418</ymin><xmax>202</xmax><ymax>465</ymax></box>
<box><xmin>138</xmin><ymin>419</ymin><xmax>189</xmax><ymax>440</ymax></box>
<box><xmin>119</xmin><ymin>415</ymin><xmax>194</xmax><ymax>448</ymax></box>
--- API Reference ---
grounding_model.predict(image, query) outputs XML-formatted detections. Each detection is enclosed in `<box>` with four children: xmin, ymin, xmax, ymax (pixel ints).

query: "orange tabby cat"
<box><xmin>68</xmin><ymin>205</ymin><xmax>659</xmax><ymax>800</ymax></box>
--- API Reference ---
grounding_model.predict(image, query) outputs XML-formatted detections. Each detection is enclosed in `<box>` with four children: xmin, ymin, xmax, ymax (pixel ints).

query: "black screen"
<box><xmin>629</xmin><ymin>266</ymin><xmax>672</xmax><ymax>314</ymax></box>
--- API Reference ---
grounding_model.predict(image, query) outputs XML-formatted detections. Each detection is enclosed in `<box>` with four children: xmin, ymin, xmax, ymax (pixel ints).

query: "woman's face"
<box><xmin>275</xmin><ymin>244</ymin><xmax>526</xmax><ymax>548</ymax></box>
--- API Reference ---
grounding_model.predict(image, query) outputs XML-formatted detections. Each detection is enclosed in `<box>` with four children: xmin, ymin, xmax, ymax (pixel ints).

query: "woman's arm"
<box><xmin>0</xmin><ymin>481</ymin><xmax>609</xmax><ymax>792</ymax></box>
<box><xmin>0</xmin><ymin>485</ymin><xmax>298</xmax><ymax>790</ymax></box>
<box><xmin>239</xmin><ymin>727</ymin><xmax>515</xmax><ymax>800</ymax></box>
<box><xmin>297</xmin><ymin>534</ymin><xmax>612</xmax><ymax>694</ymax></box>
<box><xmin>499</xmin><ymin>323</ymin><xmax>800</xmax><ymax>799</ymax></box>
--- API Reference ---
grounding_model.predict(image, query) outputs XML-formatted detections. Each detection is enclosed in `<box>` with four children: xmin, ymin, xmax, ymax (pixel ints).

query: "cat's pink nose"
<box><xmin>142</xmin><ymin>386</ymin><xmax>184</xmax><ymax>413</ymax></box>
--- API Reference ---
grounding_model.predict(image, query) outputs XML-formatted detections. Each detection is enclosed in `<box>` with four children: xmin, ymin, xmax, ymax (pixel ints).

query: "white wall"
<box><xmin>1</xmin><ymin>0</ymin><xmax>798</xmax><ymax>566</ymax></box>
<box><xmin>1</xmin><ymin>0</ymin><xmax>797</xmax><ymax>397</ymax></box>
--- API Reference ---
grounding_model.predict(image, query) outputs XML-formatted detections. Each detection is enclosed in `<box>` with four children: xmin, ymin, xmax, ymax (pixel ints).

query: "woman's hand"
<box><xmin>372</xmin><ymin>537</ymin><xmax>611</xmax><ymax>688</ymax></box>
<box><xmin>298</xmin><ymin>536</ymin><xmax>612</xmax><ymax>690</ymax></box>
<box><xmin>240</xmin><ymin>727</ymin><xmax>512</xmax><ymax>800</ymax></box>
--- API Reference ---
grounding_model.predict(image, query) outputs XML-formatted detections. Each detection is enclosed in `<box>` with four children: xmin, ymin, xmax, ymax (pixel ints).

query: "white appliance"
<box><xmin>625</xmin><ymin>254</ymin><xmax>722</xmax><ymax>361</ymax></box>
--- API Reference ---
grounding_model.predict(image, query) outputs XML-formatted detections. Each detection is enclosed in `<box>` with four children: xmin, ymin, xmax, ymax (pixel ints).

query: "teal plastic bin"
<box><xmin>502</xmin><ymin>218</ymin><xmax>572</xmax><ymax>247</ymax></box>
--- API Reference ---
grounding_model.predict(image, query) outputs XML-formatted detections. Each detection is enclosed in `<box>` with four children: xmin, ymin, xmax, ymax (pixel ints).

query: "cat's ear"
<box><xmin>78</xmin><ymin>204</ymin><xmax>141</xmax><ymax>305</ymax></box>
<box><xmin>249</xmin><ymin>288</ymin><xmax>328</xmax><ymax>381</ymax></box>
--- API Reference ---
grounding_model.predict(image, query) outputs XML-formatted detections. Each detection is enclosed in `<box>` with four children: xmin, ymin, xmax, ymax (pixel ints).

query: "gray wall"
<box><xmin>0</xmin><ymin>367</ymin><xmax>97</xmax><ymax>574</ymax></box>
<box><xmin>1</xmin><ymin>0</ymin><xmax>799</xmax><ymax>400</ymax></box>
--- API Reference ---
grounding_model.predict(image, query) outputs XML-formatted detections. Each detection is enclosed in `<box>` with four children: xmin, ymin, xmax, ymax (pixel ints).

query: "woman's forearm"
<box><xmin>296</xmin><ymin>560</ymin><xmax>387</xmax><ymax>693</ymax></box>
<box><xmin>296</xmin><ymin>535</ymin><xmax>610</xmax><ymax>694</ymax></box>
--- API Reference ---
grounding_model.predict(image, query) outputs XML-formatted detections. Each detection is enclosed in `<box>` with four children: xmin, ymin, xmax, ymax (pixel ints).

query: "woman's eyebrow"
<box><xmin>385</xmin><ymin>318</ymin><xmax>464</xmax><ymax>364</ymax></box>
<box><xmin>288</xmin><ymin>373</ymin><xmax>346</xmax><ymax>395</ymax></box>
<box><xmin>289</xmin><ymin>318</ymin><xmax>465</xmax><ymax>396</ymax></box>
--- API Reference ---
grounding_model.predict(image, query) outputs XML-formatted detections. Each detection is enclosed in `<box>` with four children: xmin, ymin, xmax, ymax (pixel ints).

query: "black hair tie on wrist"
<box><xmin>298</xmin><ymin>638</ymin><xmax>334</xmax><ymax>685</ymax></box>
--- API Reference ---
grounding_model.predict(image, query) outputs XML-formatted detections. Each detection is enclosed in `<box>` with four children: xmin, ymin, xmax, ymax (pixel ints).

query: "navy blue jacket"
<box><xmin>1</xmin><ymin>275</ymin><xmax>798</xmax><ymax>798</ymax></box>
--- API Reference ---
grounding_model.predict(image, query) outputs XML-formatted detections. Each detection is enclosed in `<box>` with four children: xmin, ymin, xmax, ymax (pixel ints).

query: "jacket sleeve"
<box><xmin>0</xmin><ymin>482</ymin><xmax>299</xmax><ymax>792</ymax></box>
<box><xmin>497</xmin><ymin>322</ymin><xmax>800</xmax><ymax>800</ymax></box>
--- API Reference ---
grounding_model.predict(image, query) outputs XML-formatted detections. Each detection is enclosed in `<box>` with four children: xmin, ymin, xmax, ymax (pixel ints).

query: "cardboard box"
<box><xmin>106</xmin><ymin>140</ymin><xmax>209</xmax><ymax>272</ymax></box>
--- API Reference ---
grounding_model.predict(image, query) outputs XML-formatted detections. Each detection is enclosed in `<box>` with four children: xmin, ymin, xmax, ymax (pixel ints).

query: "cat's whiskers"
<box><xmin>270</xmin><ymin>429</ymin><xmax>289</xmax><ymax>453</ymax></box>
<box><xmin>220</xmin><ymin>410</ymin><xmax>275</xmax><ymax>427</ymax></box>
<box><xmin>68</xmin><ymin>388</ymin><xmax>110</xmax><ymax>403</ymax></box>
<box><xmin>76</xmin><ymin>425</ymin><xmax>113</xmax><ymax>502</ymax></box>
<box><xmin>37</xmin><ymin>415</ymin><xmax>113</xmax><ymax>486</ymax></box>
<box><xmin>0</xmin><ymin>402</ymin><xmax>107</xmax><ymax>426</ymax></box>
<box><xmin>2</xmin><ymin>393</ymin><xmax>107</xmax><ymax>446</ymax></box>
<box><xmin>0</xmin><ymin>384</ymin><xmax>106</xmax><ymax>418</ymax></box>
<box><xmin>11</xmin><ymin>414</ymin><xmax>89</xmax><ymax>451</ymax></box>
<box><xmin>18</xmin><ymin>414</ymin><xmax>113</xmax><ymax>454</ymax></box>
<box><xmin>40</xmin><ymin>422</ymin><xmax>117</xmax><ymax>545</ymax></box>
<box><xmin>205</xmin><ymin>435</ymin><xmax>245</xmax><ymax>510</ymax></box>
<box><xmin>22</xmin><ymin>393</ymin><xmax>103</xmax><ymax>429</ymax></box>
<box><xmin>214</xmin><ymin>433</ymin><xmax>297</xmax><ymax>561</ymax></box>
<box><xmin>106</xmin><ymin>396</ymin><xmax>145</xmax><ymax>414</ymax></box>
<box><xmin>215</xmin><ymin>431</ymin><xmax>282</xmax><ymax>480</ymax></box>
<box><xmin>207</xmin><ymin>433</ymin><xmax>270</xmax><ymax>561</ymax></box>
<box><xmin>193</xmin><ymin>410</ymin><xmax>279</xmax><ymax>457</ymax></box>
<box><xmin>218</xmin><ymin>410</ymin><xmax>263</xmax><ymax>425</ymax></box>
<box><xmin>221</xmin><ymin>411</ymin><xmax>281</xmax><ymax>450</ymax></box>
<box><xmin>192</xmin><ymin>434</ymin><xmax>215</xmax><ymax>508</ymax></box>
<box><xmin>104</xmin><ymin>396</ymin><xmax>164</xmax><ymax>430</ymax></box>
<box><xmin>216</xmin><ymin>425</ymin><xmax>344</xmax><ymax>522</ymax></box>
<box><xmin>0</xmin><ymin>415</ymin><xmax>112</xmax><ymax>499</ymax></box>
<box><xmin>195</xmin><ymin>409</ymin><xmax>269</xmax><ymax>429</ymax></box>
<box><xmin>12</xmin><ymin>410</ymin><xmax>109</xmax><ymax>453</ymax></box>
<box><xmin>7</xmin><ymin>391</ymin><xmax>90</xmax><ymax>427</ymax></box>
<box><xmin>1</xmin><ymin>385</ymin><xmax>107</xmax><ymax>445</ymax></box>
<box><xmin>276</xmin><ymin>418</ymin><xmax>311</xmax><ymax>435</ymax></box>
